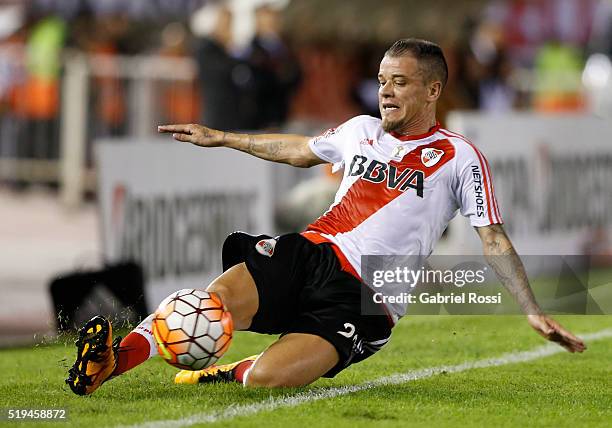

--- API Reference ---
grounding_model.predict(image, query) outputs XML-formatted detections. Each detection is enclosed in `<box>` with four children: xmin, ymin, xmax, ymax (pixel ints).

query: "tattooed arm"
<box><xmin>157</xmin><ymin>124</ymin><xmax>324</xmax><ymax>168</ymax></box>
<box><xmin>476</xmin><ymin>224</ymin><xmax>586</xmax><ymax>353</ymax></box>
<box><xmin>476</xmin><ymin>224</ymin><xmax>541</xmax><ymax>315</ymax></box>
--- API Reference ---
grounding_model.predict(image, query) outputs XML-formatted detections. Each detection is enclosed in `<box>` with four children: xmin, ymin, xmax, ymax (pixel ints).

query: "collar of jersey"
<box><xmin>389</xmin><ymin>122</ymin><xmax>441</xmax><ymax>142</ymax></box>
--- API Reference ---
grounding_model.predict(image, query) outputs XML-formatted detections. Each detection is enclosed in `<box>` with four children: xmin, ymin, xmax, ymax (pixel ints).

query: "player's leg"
<box><xmin>204</xmin><ymin>262</ymin><xmax>259</xmax><ymax>330</ymax></box>
<box><xmin>175</xmin><ymin>233</ymin><xmax>387</xmax><ymax>388</ymax></box>
<box><xmin>174</xmin><ymin>243</ymin><xmax>394</xmax><ymax>388</ymax></box>
<box><xmin>66</xmin><ymin>262</ymin><xmax>259</xmax><ymax>395</ymax></box>
<box><xmin>113</xmin><ymin>314</ymin><xmax>157</xmax><ymax>375</ymax></box>
<box><xmin>176</xmin><ymin>331</ymin><xmax>339</xmax><ymax>386</ymax></box>
<box><xmin>245</xmin><ymin>333</ymin><xmax>339</xmax><ymax>387</ymax></box>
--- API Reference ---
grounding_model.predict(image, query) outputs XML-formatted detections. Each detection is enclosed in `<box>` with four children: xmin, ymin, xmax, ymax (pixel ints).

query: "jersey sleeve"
<box><xmin>455</xmin><ymin>145</ymin><xmax>503</xmax><ymax>226</ymax></box>
<box><xmin>308</xmin><ymin>117</ymin><xmax>358</xmax><ymax>171</ymax></box>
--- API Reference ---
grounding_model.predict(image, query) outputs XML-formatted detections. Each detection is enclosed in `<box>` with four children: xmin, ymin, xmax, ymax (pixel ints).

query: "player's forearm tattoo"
<box><xmin>247</xmin><ymin>135</ymin><xmax>256</xmax><ymax>155</ymax></box>
<box><xmin>265</xmin><ymin>141</ymin><xmax>283</xmax><ymax>156</ymax></box>
<box><xmin>483</xmin><ymin>229</ymin><xmax>542</xmax><ymax>315</ymax></box>
<box><xmin>244</xmin><ymin>136</ymin><xmax>285</xmax><ymax>161</ymax></box>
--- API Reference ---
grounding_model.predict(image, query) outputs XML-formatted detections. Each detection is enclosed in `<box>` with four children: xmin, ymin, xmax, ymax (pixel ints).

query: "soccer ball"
<box><xmin>152</xmin><ymin>289</ymin><xmax>233</xmax><ymax>370</ymax></box>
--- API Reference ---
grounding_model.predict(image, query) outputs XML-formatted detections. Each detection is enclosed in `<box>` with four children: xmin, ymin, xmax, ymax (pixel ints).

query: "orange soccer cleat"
<box><xmin>174</xmin><ymin>355</ymin><xmax>259</xmax><ymax>385</ymax></box>
<box><xmin>66</xmin><ymin>316</ymin><xmax>120</xmax><ymax>395</ymax></box>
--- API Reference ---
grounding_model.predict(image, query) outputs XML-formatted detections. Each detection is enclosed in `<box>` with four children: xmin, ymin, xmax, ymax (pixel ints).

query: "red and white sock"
<box><xmin>233</xmin><ymin>359</ymin><xmax>255</xmax><ymax>385</ymax></box>
<box><xmin>113</xmin><ymin>314</ymin><xmax>158</xmax><ymax>376</ymax></box>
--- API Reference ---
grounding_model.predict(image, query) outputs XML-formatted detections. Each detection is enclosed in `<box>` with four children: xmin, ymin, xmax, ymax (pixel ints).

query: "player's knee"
<box><xmin>205</xmin><ymin>283</ymin><xmax>231</xmax><ymax>306</ymax></box>
<box><xmin>244</xmin><ymin>364</ymin><xmax>295</xmax><ymax>388</ymax></box>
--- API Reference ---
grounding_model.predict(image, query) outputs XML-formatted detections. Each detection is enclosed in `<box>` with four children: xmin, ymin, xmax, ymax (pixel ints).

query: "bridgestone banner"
<box><xmin>96</xmin><ymin>139</ymin><xmax>275</xmax><ymax>310</ymax></box>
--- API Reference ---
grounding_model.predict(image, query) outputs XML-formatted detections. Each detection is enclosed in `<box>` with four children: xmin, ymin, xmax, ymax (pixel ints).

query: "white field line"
<box><xmin>123</xmin><ymin>329</ymin><xmax>612</xmax><ymax>428</ymax></box>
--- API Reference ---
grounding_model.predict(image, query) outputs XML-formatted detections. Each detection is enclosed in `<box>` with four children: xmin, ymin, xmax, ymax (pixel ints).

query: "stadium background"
<box><xmin>0</xmin><ymin>1</ymin><xmax>611</xmax><ymax>418</ymax></box>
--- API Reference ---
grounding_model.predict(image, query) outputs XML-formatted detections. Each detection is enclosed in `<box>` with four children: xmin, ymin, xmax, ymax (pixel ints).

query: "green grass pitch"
<box><xmin>1</xmin><ymin>315</ymin><xmax>611</xmax><ymax>427</ymax></box>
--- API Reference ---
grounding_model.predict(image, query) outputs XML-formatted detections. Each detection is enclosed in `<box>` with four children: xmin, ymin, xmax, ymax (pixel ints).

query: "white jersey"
<box><xmin>303</xmin><ymin>115</ymin><xmax>503</xmax><ymax>319</ymax></box>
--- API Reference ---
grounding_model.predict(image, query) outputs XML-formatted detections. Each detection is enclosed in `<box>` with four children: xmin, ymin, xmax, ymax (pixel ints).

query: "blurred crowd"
<box><xmin>0</xmin><ymin>0</ymin><xmax>611</xmax><ymax>172</ymax></box>
<box><xmin>451</xmin><ymin>0</ymin><xmax>611</xmax><ymax>113</ymax></box>
<box><xmin>191</xmin><ymin>1</ymin><xmax>301</xmax><ymax>131</ymax></box>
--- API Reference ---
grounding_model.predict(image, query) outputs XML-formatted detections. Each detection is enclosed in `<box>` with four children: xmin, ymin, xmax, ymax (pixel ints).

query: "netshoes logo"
<box><xmin>471</xmin><ymin>165</ymin><xmax>485</xmax><ymax>218</ymax></box>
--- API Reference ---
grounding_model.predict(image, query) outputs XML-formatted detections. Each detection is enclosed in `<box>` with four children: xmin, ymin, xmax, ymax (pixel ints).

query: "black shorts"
<box><xmin>221</xmin><ymin>231</ymin><xmax>392</xmax><ymax>377</ymax></box>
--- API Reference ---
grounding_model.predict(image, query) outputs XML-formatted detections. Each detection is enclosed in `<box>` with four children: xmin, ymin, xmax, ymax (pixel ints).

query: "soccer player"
<box><xmin>66</xmin><ymin>38</ymin><xmax>585</xmax><ymax>395</ymax></box>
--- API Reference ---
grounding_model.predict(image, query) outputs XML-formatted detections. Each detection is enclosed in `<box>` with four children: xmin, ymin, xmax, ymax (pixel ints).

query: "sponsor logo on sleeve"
<box><xmin>312</xmin><ymin>127</ymin><xmax>338</xmax><ymax>144</ymax></box>
<box><xmin>471</xmin><ymin>165</ymin><xmax>485</xmax><ymax>217</ymax></box>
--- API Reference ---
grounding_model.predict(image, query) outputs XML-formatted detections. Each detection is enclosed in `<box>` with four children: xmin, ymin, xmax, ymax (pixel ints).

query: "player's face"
<box><xmin>378</xmin><ymin>55</ymin><xmax>433</xmax><ymax>133</ymax></box>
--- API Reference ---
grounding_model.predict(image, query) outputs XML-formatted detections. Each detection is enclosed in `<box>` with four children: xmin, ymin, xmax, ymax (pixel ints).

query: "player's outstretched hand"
<box><xmin>527</xmin><ymin>314</ymin><xmax>586</xmax><ymax>353</ymax></box>
<box><xmin>158</xmin><ymin>124</ymin><xmax>226</xmax><ymax>147</ymax></box>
